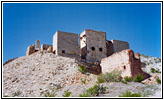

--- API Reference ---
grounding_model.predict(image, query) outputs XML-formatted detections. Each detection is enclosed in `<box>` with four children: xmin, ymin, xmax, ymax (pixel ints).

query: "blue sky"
<box><xmin>3</xmin><ymin>3</ymin><xmax>161</xmax><ymax>63</ymax></box>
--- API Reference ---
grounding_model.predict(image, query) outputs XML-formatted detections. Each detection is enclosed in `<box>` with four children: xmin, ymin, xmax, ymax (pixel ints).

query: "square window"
<box><xmin>62</xmin><ymin>50</ymin><xmax>65</xmax><ymax>54</ymax></box>
<box><xmin>72</xmin><ymin>51</ymin><xmax>76</xmax><ymax>55</ymax></box>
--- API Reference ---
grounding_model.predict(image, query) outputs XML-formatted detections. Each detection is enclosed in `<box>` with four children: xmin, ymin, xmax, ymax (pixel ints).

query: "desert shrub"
<box><xmin>124</xmin><ymin>76</ymin><xmax>133</xmax><ymax>82</ymax></box>
<box><xmin>79</xmin><ymin>93</ymin><xmax>91</xmax><ymax>97</ymax></box>
<box><xmin>134</xmin><ymin>74</ymin><xmax>144</xmax><ymax>82</ymax></box>
<box><xmin>55</xmin><ymin>84</ymin><xmax>62</xmax><ymax>90</ymax></box>
<box><xmin>119</xmin><ymin>91</ymin><xmax>142</xmax><ymax>97</ymax></box>
<box><xmin>156</xmin><ymin>78</ymin><xmax>161</xmax><ymax>84</ymax></box>
<box><xmin>78</xmin><ymin>65</ymin><xmax>87</xmax><ymax>74</ymax></box>
<box><xmin>12</xmin><ymin>91</ymin><xmax>22</xmax><ymax>97</ymax></box>
<box><xmin>97</xmin><ymin>74</ymin><xmax>105</xmax><ymax>83</ymax></box>
<box><xmin>44</xmin><ymin>91</ymin><xmax>56</xmax><ymax>97</ymax></box>
<box><xmin>150</xmin><ymin>68</ymin><xmax>161</xmax><ymax>73</ymax></box>
<box><xmin>3</xmin><ymin>95</ymin><xmax>9</xmax><ymax>97</ymax></box>
<box><xmin>121</xmin><ymin>80</ymin><xmax>127</xmax><ymax>84</ymax></box>
<box><xmin>97</xmin><ymin>70</ymin><xmax>121</xmax><ymax>83</ymax></box>
<box><xmin>79</xmin><ymin>84</ymin><xmax>107</xmax><ymax>97</ymax></box>
<box><xmin>81</xmin><ymin>78</ymin><xmax>86</xmax><ymax>84</ymax></box>
<box><xmin>62</xmin><ymin>90</ymin><xmax>72</xmax><ymax>97</ymax></box>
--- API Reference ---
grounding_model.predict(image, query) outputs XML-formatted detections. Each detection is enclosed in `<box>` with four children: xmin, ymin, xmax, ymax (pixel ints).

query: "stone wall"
<box><xmin>41</xmin><ymin>44</ymin><xmax>52</xmax><ymax>51</ymax></box>
<box><xmin>35</xmin><ymin>40</ymin><xmax>40</xmax><ymax>50</ymax></box>
<box><xmin>26</xmin><ymin>45</ymin><xmax>35</xmax><ymax>56</ymax></box>
<box><xmin>106</xmin><ymin>40</ymin><xmax>114</xmax><ymax>56</ymax></box>
<box><xmin>53</xmin><ymin>31</ymin><xmax>79</xmax><ymax>56</ymax></box>
<box><xmin>111</xmin><ymin>40</ymin><xmax>129</xmax><ymax>53</ymax></box>
<box><xmin>101</xmin><ymin>49</ymin><xmax>150</xmax><ymax>79</ymax></box>
<box><xmin>80</xmin><ymin>29</ymin><xmax>107</xmax><ymax>62</ymax></box>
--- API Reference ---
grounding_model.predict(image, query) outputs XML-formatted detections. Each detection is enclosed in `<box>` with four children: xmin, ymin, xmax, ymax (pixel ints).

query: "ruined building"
<box><xmin>26</xmin><ymin>29</ymin><xmax>150</xmax><ymax>79</ymax></box>
<box><xmin>26</xmin><ymin>29</ymin><xmax>129</xmax><ymax>61</ymax></box>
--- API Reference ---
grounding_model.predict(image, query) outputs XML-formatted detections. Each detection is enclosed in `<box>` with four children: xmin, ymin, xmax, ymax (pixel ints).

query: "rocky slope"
<box><xmin>3</xmin><ymin>51</ymin><xmax>161</xmax><ymax>97</ymax></box>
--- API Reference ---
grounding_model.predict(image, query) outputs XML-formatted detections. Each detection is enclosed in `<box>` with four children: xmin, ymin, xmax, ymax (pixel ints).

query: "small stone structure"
<box><xmin>80</xmin><ymin>29</ymin><xmax>107</xmax><ymax>62</ymax></box>
<box><xmin>101</xmin><ymin>49</ymin><xmax>150</xmax><ymax>79</ymax></box>
<box><xmin>26</xmin><ymin>45</ymin><xmax>35</xmax><ymax>56</ymax></box>
<box><xmin>26</xmin><ymin>40</ymin><xmax>53</xmax><ymax>56</ymax></box>
<box><xmin>35</xmin><ymin>40</ymin><xmax>40</xmax><ymax>50</ymax></box>
<box><xmin>53</xmin><ymin>31</ymin><xmax>79</xmax><ymax>56</ymax></box>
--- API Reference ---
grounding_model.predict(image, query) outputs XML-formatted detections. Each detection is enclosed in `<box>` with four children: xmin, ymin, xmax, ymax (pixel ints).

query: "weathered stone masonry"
<box><xmin>53</xmin><ymin>31</ymin><xmax>79</xmax><ymax>56</ymax></box>
<box><xmin>25</xmin><ymin>29</ymin><xmax>149</xmax><ymax>79</ymax></box>
<box><xmin>80</xmin><ymin>29</ymin><xmax>107</xmax><ymax>62</ymax></box>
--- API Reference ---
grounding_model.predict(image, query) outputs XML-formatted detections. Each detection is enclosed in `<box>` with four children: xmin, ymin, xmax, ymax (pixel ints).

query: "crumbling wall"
<box><xmin>53</xmin><ymin>31</ymin><xmax>79</xmax><ymax>56</ymax></box>
<box><xmin>101</xmin><ymin>49</ymin><xmax>150</xmax><ymax>79</ymax></box>
<box><xmin>26</xmin><ymin>45</ymin><xmax>35</xmax><ymax>56</ymax></box>
<box><xmin>35</xmin><ymin>40</ymin><xmax>40</xmax><ymax>50</ymax></box>
<box><xmin>106</xmin><ymin>40</ymin><xmax>114</xmax><ymax>56</ymax></box>
<box><xmin>80</xmin><ymin>29</ymin><xmax>107</xmax><ymax>62</ymax></box>
<box><xmin>41</xmin><ymin>44</ymin><xmax>52</xmax><ymax>51</ymax></box>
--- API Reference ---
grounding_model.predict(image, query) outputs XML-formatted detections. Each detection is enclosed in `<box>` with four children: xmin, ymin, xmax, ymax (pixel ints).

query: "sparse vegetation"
<box><xmin>12</xmin><ymin>91</ymin><xmax>22</xmax><ymax>97</ymax></box>
<box><xmin>121</xmin><ymin>79</ymin><xmax>128</xmax><ymax>84</ymax></box>
<box><xmin>155</xmin><ymin>58</ymin><xmax>161</xmax><ymax>63</ymax></box>
<box><xmin>134</xmin><ymin>74</ymin><xmax>144</xmax><ymax>82</ymax></box>
<box><xmin>124</xmin><ymin>76</ymin><xmax>133</xmax><ymax>82</ymax></box>
<box><xmin>3</xmin><ymin>95</ymin><xmax>9</xmax><ymax>97</ymax></box>
<box><xmin>79</xmin><ymin>84</ymin><xmax>107</xmax><ymax>97</ymax></box>
<box><xmin>156</xmin><ymin>78</ymin><xmax>161</xmax><ymax>84</ymax></box>
<box><xmin>150</xmin><ymin>68</ymin><xmax>161</xmax><ymax>73</ymax></box>
<box><xmin>55</xmin><ymin>84</ymin><xmax>62</xmax><ymax>90</ymax></box>
<box><xmin>141</xmin><ymin>54</ymin><xmax>149</xmax><ymax>58</ymax></box>
<box><xmin>81</xmin><ymin>78</ymin><xmax>86</xmax><ymax>84</ymax></box>
<box><xmin>78</xmin><ymin>65</ymin><xmax>87</xmax><ymax>74</ymax></box>
<box><xmin>119</xmin><ymin>91</ymin><xmax>142</xmax><ymax>97</ymax></box>
<box><xmin>62</xmin><ymin>90</ymin><xmax>72</xmax><ymax>97</ymax></box>
<box><xmin>97</xmin><ymin>70</ymin><xmax>121</xmax><ymax>83</ymax></box>
<box><xmin>43</xmin><ymin>91</ymin><xmax>56</xmax><ymax>97</ymax></box>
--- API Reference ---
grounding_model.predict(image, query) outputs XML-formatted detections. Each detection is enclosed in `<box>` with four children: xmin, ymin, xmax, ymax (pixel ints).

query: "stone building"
<box><xmin>53</xmin><ymin>31</ymin><xmax>79</xmax><ymax>56</ymax></box>
<box><xmin>26</xmin><ymin>29</ymin><xmax>129</xmax><ymax>62</ymax></box>
<box><xmin>80</xmin><ymin>29</ymin><xmax>107</xmax><ymax>62</ymax></box>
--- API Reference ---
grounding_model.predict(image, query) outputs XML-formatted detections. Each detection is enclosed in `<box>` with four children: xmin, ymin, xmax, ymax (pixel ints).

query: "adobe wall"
<box><xmin>53</xmin><ymin>31</ymin><xmax>79</xmax><ymax>56</ymax></box>
<box><xmin>111</xmin><ymin>40</ymin><xmax>129</xmax><ymax>53</ymax></box>
<box><xmin>101</xmin><ymin>49</ymin><xmax>149</xmax><ymax>78</ymax></box>
<box><xmin>80</xmin><ymin>29</ymin><xmax>107</xmax><ymax>62</ymax></box>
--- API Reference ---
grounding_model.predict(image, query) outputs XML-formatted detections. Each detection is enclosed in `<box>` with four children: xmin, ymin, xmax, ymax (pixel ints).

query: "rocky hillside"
<box><xmin>3</xmin><ymin>51</ymin><xmax>161</xmax><ymax>97</ymax></box>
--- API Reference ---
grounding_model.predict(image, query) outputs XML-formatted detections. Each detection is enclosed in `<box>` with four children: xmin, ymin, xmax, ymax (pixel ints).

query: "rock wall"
<box><xmin>101</xmin><ymin>49</ymin><xmax>150</xmax><ymax>79</ymax></box>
